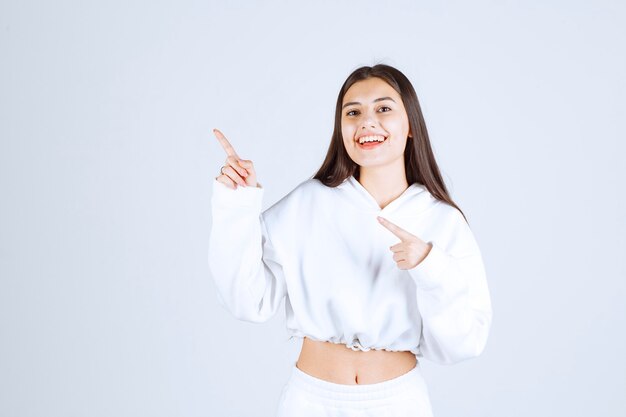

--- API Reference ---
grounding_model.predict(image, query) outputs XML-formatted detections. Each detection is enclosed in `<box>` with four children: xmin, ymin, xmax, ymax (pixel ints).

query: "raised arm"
<box><xmin>208</xmin><ymin>129</ymin><xmax>287</xmax><ymax>323</ymax></box>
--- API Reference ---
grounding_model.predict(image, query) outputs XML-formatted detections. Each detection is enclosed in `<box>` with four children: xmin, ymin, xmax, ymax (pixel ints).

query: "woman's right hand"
<box><xmin>213</xmin><ymin>128</ymin><xmax>260</xmax><ymax>189</ymax></box>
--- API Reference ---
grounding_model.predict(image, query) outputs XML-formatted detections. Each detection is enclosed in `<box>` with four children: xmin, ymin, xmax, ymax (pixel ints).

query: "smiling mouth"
<box><xmin>356</xmin><ymin>135</ymin><xmax>387</xmax><ymax>148</ymax></box>
<box><xmin>356</xmin><ymin>134</ymin><xmax>387</xmax><ymax>144</ymax></box>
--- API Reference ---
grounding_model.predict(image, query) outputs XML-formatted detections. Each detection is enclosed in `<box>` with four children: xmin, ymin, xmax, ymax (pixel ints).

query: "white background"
<box><xmin>1</xmin><ymin>1</ymin><xmax>624</xmax><ymax>416</ymax></box>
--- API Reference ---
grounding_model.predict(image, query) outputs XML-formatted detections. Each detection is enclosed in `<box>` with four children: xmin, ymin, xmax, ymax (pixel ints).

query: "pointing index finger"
<box><xmin>377</xmin><ymin>216</ymin><xmax>414</xmax><ymax>241</ymax></box>
<box><xmin>213</xmin><ymin>128</ymin><xmax>241</xmax><ymax>159</ymax></box>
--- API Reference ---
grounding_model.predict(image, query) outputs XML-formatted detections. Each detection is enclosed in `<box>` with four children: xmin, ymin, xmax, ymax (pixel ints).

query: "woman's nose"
<box><xmin>360</xmin><ymin>116</ymin><xmax>377</xmax><ymax>129</ymax></box>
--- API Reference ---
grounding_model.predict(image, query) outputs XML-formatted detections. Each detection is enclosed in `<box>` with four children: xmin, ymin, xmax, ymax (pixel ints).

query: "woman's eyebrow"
<box><xmin>342</xmin><ymin>97</ymin><xmax>396</xmax><ymax>109</ymax></box>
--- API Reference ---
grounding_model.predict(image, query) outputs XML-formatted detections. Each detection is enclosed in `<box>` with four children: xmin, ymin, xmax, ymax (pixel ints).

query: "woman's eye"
<box><xmin>346</xmin><ymin>107</ymin><xmax>391</xmax><ymax>117</ymax></box>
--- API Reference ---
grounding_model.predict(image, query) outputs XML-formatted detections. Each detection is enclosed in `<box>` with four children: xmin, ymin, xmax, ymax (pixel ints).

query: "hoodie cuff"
<box><xmin>407</xmin><ymin>242</ymin><xmax>450</xmax><ymax>290</ymax></box>
<box><xmin>211</xmin><ymin>178</ymin><xmax>264</xmax><ymax>210</ymax></box>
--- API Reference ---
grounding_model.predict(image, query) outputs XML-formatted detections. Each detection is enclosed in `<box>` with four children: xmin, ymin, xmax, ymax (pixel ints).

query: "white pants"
<box><xmin>275</xmin><ymin>361</ymin><xmax>434</xmax><ymax>417</ymax></box>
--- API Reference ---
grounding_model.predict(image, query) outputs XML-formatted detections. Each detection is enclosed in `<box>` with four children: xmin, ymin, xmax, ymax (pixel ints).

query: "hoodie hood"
<box><xmin>335</xmin><ymin>175</ymin><xmax>437</xmax><ymax>216</ymax></box>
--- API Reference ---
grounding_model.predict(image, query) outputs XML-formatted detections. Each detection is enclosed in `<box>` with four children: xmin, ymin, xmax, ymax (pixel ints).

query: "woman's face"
<box><xmin>341</xmin><ymin>77</ymin><xmax>412</xmax><ymax>171</ymax></box>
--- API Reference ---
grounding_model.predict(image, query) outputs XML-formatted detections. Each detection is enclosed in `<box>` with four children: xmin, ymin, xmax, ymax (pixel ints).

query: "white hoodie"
<box><xmin>208</xmin><ymin>175</ymin><xmax>493</xmax><ymax>365</ymax></box>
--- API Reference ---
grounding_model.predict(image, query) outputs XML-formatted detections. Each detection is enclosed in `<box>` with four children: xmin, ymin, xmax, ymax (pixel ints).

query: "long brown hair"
<box><xmin>312</xmin><ymin>64</ymin><xmax>468</xmax><ymax>225</ymax></box>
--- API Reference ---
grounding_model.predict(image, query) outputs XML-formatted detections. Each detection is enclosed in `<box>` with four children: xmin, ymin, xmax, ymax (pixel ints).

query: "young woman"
<box><xmin>209</xmin><ymin>64</ymin><xmax>493</xmax><ymax>416</ymax></box>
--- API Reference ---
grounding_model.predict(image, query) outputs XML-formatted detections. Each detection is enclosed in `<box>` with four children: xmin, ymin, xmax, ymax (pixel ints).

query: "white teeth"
<box><xmin>358</xmin><ymin>135</ymin><xmax>386</xmax><ymax>144</ymax></box>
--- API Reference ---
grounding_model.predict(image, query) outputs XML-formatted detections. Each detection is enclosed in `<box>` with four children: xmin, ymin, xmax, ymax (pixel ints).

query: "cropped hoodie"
<box><xmin>208</xmin><ymin>175</ymin><xmax>493</xmax><ymax>365</ymax></box>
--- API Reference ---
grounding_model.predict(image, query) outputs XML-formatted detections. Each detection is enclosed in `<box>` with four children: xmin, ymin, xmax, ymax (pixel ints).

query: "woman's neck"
<box><xmin>357</xmin><ymin>165</ymin><xmax>409</xmax><ymax>210</ymax></box>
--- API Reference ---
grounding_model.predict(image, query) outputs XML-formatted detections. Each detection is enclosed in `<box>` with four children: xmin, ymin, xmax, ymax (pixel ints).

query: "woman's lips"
<box><xmin>357</xmin><ymin>136</ymin><xmax>387</xmax><ymax>149</ymax></box>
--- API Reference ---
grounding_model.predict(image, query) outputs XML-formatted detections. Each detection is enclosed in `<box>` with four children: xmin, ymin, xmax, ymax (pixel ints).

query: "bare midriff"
<box><xmin>295</xmin><ymin>336</ymin><xmax>417</xmax><ymax>385</ymax></box>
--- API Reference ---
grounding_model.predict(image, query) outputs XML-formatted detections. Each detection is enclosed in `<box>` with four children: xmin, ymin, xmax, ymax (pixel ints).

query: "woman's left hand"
<box><xmin>377</xmin><ymin>216</ymin><xmax>432</xmax><ymax>270</ymax></box>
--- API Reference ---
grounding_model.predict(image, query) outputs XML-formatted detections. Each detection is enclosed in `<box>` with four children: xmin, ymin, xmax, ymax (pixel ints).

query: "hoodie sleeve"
<box><xmin>208</xmin><ymin>178</ymin><xmax>287</xmax><ymax>323</ymax></box>
<box><xmin>407</xmin><ymin>206</ymin><xmax>493</xmax><ymax>365</ymax></box>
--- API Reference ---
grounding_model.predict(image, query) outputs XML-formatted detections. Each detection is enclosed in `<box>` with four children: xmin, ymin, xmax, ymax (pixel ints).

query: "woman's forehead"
<box><xmin>343</xmin><ymin>78</ymin><xmax>400</xmax><ymax>103</ymax></box>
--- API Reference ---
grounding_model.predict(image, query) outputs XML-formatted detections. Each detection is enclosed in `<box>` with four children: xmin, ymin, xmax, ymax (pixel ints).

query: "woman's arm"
<box><xmin>408</xmin><ymin>210</ymin><xmax>493</xmax><ymax>365</ymax></box>
<box><xmin>208</xmin><ymin>179</ymin><xmax>287</xmax><ymax>323</ymax></box>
